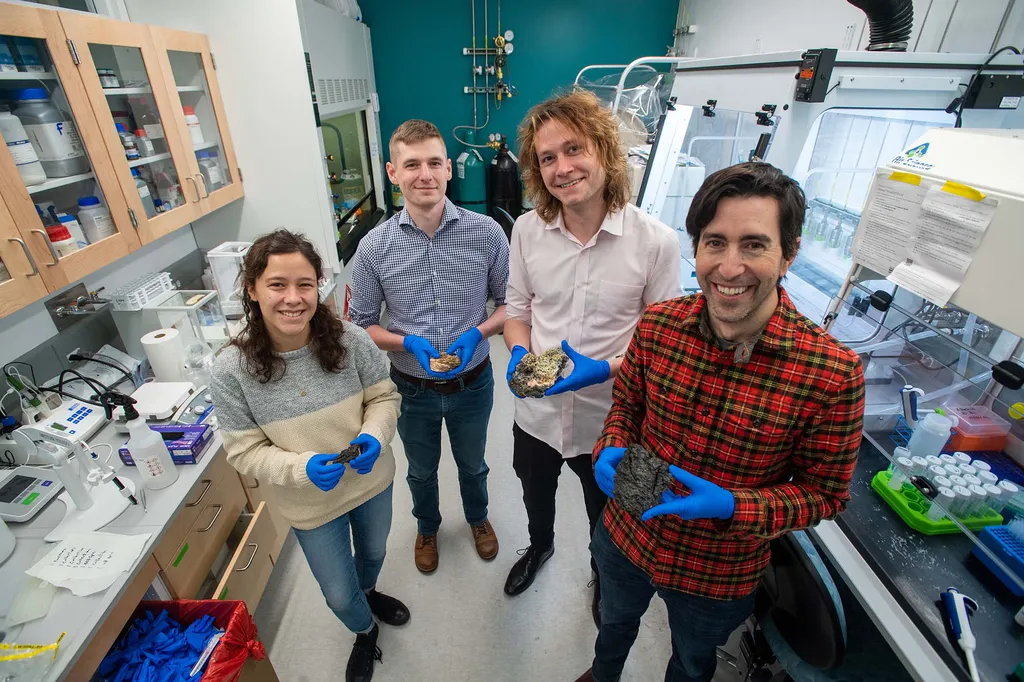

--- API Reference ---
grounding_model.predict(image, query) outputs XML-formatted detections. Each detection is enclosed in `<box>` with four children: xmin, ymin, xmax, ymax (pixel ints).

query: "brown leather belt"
<box><xmin>390</xmin><ymin>357</ymin><xmax>491</xmax><ymax>396</ymax></box>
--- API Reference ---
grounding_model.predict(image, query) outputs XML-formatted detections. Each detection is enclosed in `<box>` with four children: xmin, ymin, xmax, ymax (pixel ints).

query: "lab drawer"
<box><xmin>238</xmin><ymin>473</ymin><xmax>290</xmax><ymax>563</ymax></box>
<box><xmin>213</xmin><ymin>501</ymin><xmax>275</xmax><ymax>614</ymax></box>
<box><xmin>154</xmin><ymin>453</ymin><xmax>233</xmax><ymax>569</ymax></box>
<box><xmin>160</xmin><ymin>468</ymin><xmax>246</xmax><ymax>598</ymax></box>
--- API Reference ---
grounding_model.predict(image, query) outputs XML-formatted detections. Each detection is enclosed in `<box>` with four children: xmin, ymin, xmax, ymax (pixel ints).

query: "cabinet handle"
<box><xmin>195</xmin><ymin>173</ymin><xmax>210</xmax><ymax>198</ymax></box>
<box><xmin>236</xmin><ymin>543</ymin><xmax>259</xmax><ymax>572</ymax></box>
<box><xmin>7</xmin><ymin>239</ymin><xmax>39</xmax><ymax>276</ymax></box>
<box><xmin>30</xmin><ymin>229</ymin><xmax>59</xmax><ymax>266</ymax></box>
<box><xmin>185</xmin><ymin>176</ymin><xmax>200</xmax><ymax>203</ymax></box>
<box><xmin>198</xmin><ymin>504</ymin><xmax>223</xmax><ymax>532</ymax></box>
<box><xmin>246</xmin><ymin>477</ymin><xmax>259</xmax><ymax>489</ymax></box>
<box><xmin>185</xmin><ymin>479</ymin><xmax>213</xmax><ymax>507</ymax></box>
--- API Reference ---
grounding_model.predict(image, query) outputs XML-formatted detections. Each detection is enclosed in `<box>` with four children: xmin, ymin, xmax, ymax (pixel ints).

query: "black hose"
<box><xmin>846</xmin><ymin>0</ymin><xmax>914</xmax><ymax>51</ymax></box>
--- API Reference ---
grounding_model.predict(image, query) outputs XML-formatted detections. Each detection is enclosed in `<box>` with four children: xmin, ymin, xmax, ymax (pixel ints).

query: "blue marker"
<box><xmin>941</xmin><ymin>587</ymin><xmax>980</xmax><ymax>682</ymax></box>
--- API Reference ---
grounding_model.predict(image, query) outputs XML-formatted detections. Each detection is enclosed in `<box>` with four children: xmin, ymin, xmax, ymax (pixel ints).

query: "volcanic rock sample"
<box><xmin>509</xmin><ymin>347</ymin><xmax>569</xmax><ymax>398</ymax></box>
<box><xmin>429</xmin><ymin>353</ymin><xmax>462</xmax><ymax>373</ymax></box>
<box><xmin>613</xmin><ymin>444</ymin><xmax>673</xmax><ymax>519</ymax></box>
<box><xmin>332</xmin><ymin>444</ymin><xmax>362</xmax><ymax>466</ymax></box>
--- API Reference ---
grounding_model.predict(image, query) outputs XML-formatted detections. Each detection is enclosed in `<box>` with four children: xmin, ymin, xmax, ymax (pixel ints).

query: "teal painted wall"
<box><xmin>361</xmin><ymin>0</ymin><xmax>678</xmax><ymax>172</ymax></box>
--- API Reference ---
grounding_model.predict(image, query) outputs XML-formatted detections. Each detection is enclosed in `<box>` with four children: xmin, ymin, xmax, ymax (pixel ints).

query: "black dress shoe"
<box><xmin>590</xmin><ymin>577</ymin><xmax>601</xmax><ymax>628</ymax></box>
<box><xmin>504</xmin><ymin>545</ymin><xmax>554</xmax><ymax>596</ymax></box>
<box><xmin>346</xmin><ymin>623</ymin><xmax>382</xmax><ymax>682</ymax></box>
<box><xmin>367</xmin><ymin>589</ymin><xmax>410</xmax><ymax>626</ymax></box>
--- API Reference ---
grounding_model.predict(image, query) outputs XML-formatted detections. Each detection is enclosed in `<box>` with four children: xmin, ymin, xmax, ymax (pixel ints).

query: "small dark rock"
<box><xmin>509</xmin><ymin>347</ymin><xmax>569</xmax><ymax>397</ymax></box>
<box><xmin>613</xmin><ymin>444</ymin><xmax>672</xmax><ymax>519</ymax></box>
<box><xmin>332</xmin><ymin>444</ymin><xmax>361</xmax><ymax>465</ymax></box>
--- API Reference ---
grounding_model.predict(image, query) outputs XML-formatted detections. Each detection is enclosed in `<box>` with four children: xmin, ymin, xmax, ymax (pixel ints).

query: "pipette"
<box><xmin>941</xmin><ymin>587</ymin><xmax>980</xmax><ymax>682</ymax></box>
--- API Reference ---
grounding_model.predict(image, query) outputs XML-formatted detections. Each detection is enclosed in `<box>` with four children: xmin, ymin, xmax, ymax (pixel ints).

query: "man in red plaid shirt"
<box><xmin>575</xmin><ymin>163</ymin><xmax>865</xmax><ymax>682</ymax></box>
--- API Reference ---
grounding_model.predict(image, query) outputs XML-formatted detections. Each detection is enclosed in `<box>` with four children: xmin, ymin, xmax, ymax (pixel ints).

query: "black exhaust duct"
<box><xmin>846</xmin><ymin>0</ymin><xmax>913</xmax><ymax>51</ymax></box>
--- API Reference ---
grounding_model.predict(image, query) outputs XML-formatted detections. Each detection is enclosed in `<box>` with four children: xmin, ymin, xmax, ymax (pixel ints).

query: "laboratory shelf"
<box><xmin>176</xmin><ymin>85</ymin><xmax>204</xmax><ymax>92</ymax></box>
<box><xmin>192</xmin><ymin>141</ymin><xmax>218</xmax><ymax>151</ymax></box>
<box><xmin>127</xmin><ymin>152</ymin><xmax>171</xmax><ymax>168</ymax></box>
<box><xmin>103</xmin><ymin>86</ymin><xmax>152</xmax><ymax>95</ymax></box>
<box><xmin>26</xmin><ymin>171</ymin><xmax>96</xmax><ymax>195</ymax></box>
<box><xmin>0</xmin><ymin>71</ymin><xmax>56</xmax><ymax>80</ymax></box>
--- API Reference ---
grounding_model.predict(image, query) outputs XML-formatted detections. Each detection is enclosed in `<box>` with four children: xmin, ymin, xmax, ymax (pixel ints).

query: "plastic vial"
<box><xmin>11</xmin><ymin>88</ymin><xmax>88</xmax><ymax>177</ymax></box>
<box><xmin>953</xmin><ymin>452</ymin><xmax>972</xmax><ymax>466</ymax></box>
<box><xmin>960</xmin><ymin>463</ymin><xmax>978</xmax><ymax>478</ymax></box>
<box><xmin>910</xmin><ymin>456</ymin><xmax>929</xmax><ymax>476</ymax></box>
<box><xmin>984</xmin><ymin>483</ymin><xmax>1005</xmax><ymax>513</ymax></box>
<box><xmin>889</xmin><ymin>456</ymin><xmax>915</xmax><ymax>489</ymax></box>
<box><xmin>971</xmin><ymin>460</ymin><xmax>992</xmax><ymax>473</ymax></box>
<box><xmin>944</xmin><ymin>464</ymin><xmax>963</xmax><ymax>477</ymax></box>
<box><xmin>933</xmin><ymin>475</ymin><xmax>952</xmax><ymax>491</ymax></box>
<box><xmin>952</xmin><ymin>485</ymin><xmax>972</xmax><ymax>517</ymax></box>
<box><xmin>949</xmin><ymin>475</ymin><xmax>968</xmax><ymax>489</ymax></box>
<box><xmin>964</xmin><ymin>474</ymin><xmax>982</xmax><ymax>488</ymax></box>
<box><xmin>928</xmin><ymin>488</ymin><xmax>956</xmax><ymax>521</ymax></box>
<box><xmin>978</xmin><ymin>471</ymin><xmax>999</xmax><ymax>487</ymax></box>
<box><xmin>968</xmin><ymin>485</ymin><xmax>988</xmax><ymax>516</ymax></box>
<box><xmin>0</xmin><ymin>106</ymin><xmax>47</xmax><ymax>185</ymax></box>
<box><xmin>939</xmin><ymin>454</ymin><xmax>958</xmax><ymax>466</ymax></box>
<box><xmin>928</xmin><ymin>465</ymin><xmax>947</xmax><ymax>481</ymax></box>
<box><xmin>998</xmin><ymin>481</ymin><xmax>1022</xmax><ymax>510</ymax></box>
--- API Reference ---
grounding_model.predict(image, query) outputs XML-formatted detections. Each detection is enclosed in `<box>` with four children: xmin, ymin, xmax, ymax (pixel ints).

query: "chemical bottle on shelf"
<box><xmin>57</xmin><ymin>213</ymin><xmax>89</xmax><ymax>249</ymax></box>
<box><xmin>10</xmin><ymin>38</ymin><xmax>45</xmax><ymax>73</ymax></box>
<box><xmin>11</xmin><ymin>88</ymin><xmax>89</xmax><ymax>177</ymax></box>
<box><xmin>131</xmin><ymin>168</ymin><xmax>158</xmax><ymax>218</ymax></box>
<box><xmin>133</xmin><ymin>128</ymin><xmax>156</xmax><ymax>157</ymax></box>
<box><xmin>196</xmin><ymin>151</ymin><xmax>224</xmax><ymax>190</ymax></box>
<box><xmin>152</xmin><ymin>169</ymin><xmax>182</xmax><ymax>208</ymax></box>
<box><xmin>77</xmin><ymin>196</ymin><xmax>116</xmax><ymax>243</ymax></box>
<box><xmin>45</xmin><ymin>224</ymin><xmax>79</xmax><ymax>258</ymax></box>
<box><xmin>0</xmin><ymin>105</ymin><xmax>47</xmax><ymax>186</ymax></box>
<box><xmin>0</xmin><ymin>41</ymin><xmax>17</xmax><ymax>73</ymax></box>
<box><xmin>120</xmin><ymin>399</ymin><xmax>179</xmax><ymax>490</ymax></box>
<box><xmin>115</xmin><ymin>123</ymin><xmax>139</xmax><ymax>161</ymax></box>
<box><xmin>133</xmin><ymin>99</ymin><xmax>164</xmax><ymax>141</ymax></box>
<box><xmin>182</xmin><ymin>106</ymin><xmax>205</xmax><ymax>146</ymax></box>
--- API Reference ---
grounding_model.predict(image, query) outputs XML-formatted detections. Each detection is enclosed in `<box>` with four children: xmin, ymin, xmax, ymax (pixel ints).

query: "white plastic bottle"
<box><xmin>182</xmin><ymin>106</ymin><xmax>204</xmax><ymax>146</ymax></box>
<box><xmin>57</xmin><ymin>213</ymin><xmax>89</xmax><ymax>249</ymax></box>
<box><xmin>123</xmin><ymin>402</ymin><xmax>178</xmax><ymax>489</ymax></box>
<box><xmin>77</xmin><ymin>196</ymin><xmax>116</xmax><ymax>243</ymax></box>
<box><xmin>45</xmin><ymin>224</ymin><xmax>79</xmax><ymax>258</ymax></box>
<box><xmin>131</xmin><ymin>168</ymin><xmax>157</xmax><ymax>218</ymax></box>
<box><xmin>0</xmin><ymin>106</ymin><xmax>47</xmax><ymax>186</ymax></box>
<box><xmin>907</xmin><ymin>412</ymin><xmax>953</xmax><ymax>461</ymax></box>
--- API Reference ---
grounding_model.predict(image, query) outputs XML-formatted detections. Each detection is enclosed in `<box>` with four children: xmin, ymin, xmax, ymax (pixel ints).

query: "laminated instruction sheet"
<box><xmin>851</xmin><ymin>169</ymin><xmax>999</xmax><ymax>306</ymax></box>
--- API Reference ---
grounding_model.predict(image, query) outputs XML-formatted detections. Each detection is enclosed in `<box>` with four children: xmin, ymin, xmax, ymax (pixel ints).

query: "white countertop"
<box><xmin>0</xmin><ymin>420</ymin><xmax>225</xmax><ymax>682</ymax></box>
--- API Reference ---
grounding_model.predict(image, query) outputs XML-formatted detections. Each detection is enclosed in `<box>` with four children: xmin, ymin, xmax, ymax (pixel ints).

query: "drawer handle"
<box><xmin>198</xmin><ymin>504</ymin><xmax>223</xmax><ymax>532</ymax></box>
<box><xmin>236</xmin><ymin>543</ymin><xmax>259</xmax><ymax>572</ymax></box>
<box><xmin>185</xmin><ymin>479</ymin><xmax>213</xmax><ymax>507</ymax></box>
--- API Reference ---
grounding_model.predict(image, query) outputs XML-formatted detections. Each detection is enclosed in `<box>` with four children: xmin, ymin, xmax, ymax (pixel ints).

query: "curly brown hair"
<box><xmin>518</xmin><ymin>90</ymin><xmax>631</xmax><ymax>223</ymax></box>
<box><xmin>230</xmin><ymin>230</ymin><xmax>347</xmax><ymax>383</ymax></box>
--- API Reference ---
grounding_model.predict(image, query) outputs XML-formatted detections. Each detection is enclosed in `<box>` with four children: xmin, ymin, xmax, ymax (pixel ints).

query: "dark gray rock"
<box><xmin>509</xmin><ymin>347</ymin><xmax>569</xmax><ymax>398</ymax></box>
<box><xmin>613</xmin><ymin>444</ymin><xmax>673</xmax><ymax>519</ymax></box>
<box><xmin>332</xmin><ymin>444</ymin><xmax>361</xmax><ymax>465</ymax></box>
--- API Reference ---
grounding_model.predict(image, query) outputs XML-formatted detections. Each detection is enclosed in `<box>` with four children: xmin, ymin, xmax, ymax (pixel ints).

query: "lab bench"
<box><xmin>810</xmin><ymin>433</ymin><xmax>1024</xmax><ymax>682</ymax></box>
<box><xmin>0</xmin><ymin>421</ymin><xmax>288</xmax><ymax>681</ymax></box>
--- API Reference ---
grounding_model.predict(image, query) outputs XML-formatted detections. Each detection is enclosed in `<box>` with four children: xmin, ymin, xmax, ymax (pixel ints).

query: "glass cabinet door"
<box><xmin>57</xmin><ymin>11</ymin><xmax>201</xmax><ymax>244</ymax></box>
<box><xmin>0</xmin><ymin>5</ymin><xmax>140</xmax><ymax>290</ymax></box>
<box><xmin>153</xmin><ymin>28</ymin><xmax>242</xmax><ymax>212</ymax></box>
<box><xmin>0</xmin><ymin>196</ymin><xmax>48</xmax><ymax>317</ymax></box>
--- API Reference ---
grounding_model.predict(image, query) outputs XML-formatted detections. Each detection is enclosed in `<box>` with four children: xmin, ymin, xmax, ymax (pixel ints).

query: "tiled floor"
<box><xmin>255</xmin><ymin>337</ymin><xmax>746</xmax><ymax>681</ymax></box>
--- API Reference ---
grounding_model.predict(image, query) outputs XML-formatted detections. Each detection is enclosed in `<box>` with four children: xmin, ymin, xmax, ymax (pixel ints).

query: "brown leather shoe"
<box><xmin>415</xmin><ymin>533</ymin><xmax>438</xmax><ymax>573</ymax></box>
<box><xmin>471</xmin><ymin>521</ymin><xmax>498</xmax><ymax>560</ymax></box>
<box><xmin>573</xmin><ymin>670</ymin><xmax>595</xmax><ymax>682</ymax></box>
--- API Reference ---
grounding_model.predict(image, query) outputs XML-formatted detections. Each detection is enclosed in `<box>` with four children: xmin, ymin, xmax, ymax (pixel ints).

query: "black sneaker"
<box><xmin>346</xmin><ymin>623</ymin><xmax>382</xmax><ymax>682</ymax></box>
<box><xmin>367</xmin><ymin>589</ymin><xmax>410</xmax><ymax>626</ymax></box>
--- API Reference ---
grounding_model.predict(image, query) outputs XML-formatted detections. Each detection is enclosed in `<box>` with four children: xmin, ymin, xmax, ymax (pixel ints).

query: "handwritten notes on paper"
<box><xmin>852</xmin><ymin>170</ymin><xmax>999</xmax><ymax>306</ymax></box>
<box><xmin>26</xmin><ymin>531</ymin><xmax>151</xmax><ymax>596</ymax></box>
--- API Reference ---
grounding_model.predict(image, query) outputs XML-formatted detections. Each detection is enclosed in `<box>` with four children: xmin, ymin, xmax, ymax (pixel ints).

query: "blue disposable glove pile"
<box><xmin>445</xmin><ymin>328</ymin><xmax>483</xmax><ymax>375</ymax></box>
<box><xmin>306</xmin><ymin>453</ymin><xmax>345</xmax><ymax>491</ymax></box>
<box><xmin>544</xmin><ymin>341</ymin><xmax>611</xmax><ymax>396</ymax></box>
<box><xmin>349</xmin><ymin>434</ymin><xmax>382</xmax><ymax>475</ymax></box>
<box><xmin>640</xmin><ymin>465</ymin><xmax>736</xmax><ymax>522</ymax></box>
<box><xmin>97</xmin><ymin>610</ymin><xmax>221</xmax><ymax>682</ymax></box>
<box><xmin>594</xmin><ymin>446</ymin><xmax>626</xmax><ymax>498</ymax></box>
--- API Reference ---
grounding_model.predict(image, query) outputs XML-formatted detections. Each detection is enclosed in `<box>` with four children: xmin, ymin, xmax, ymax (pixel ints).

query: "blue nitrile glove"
<box><xmin>544</xmin><ymin>340</ymin><xmax>611</xmax><ymax>396</ymax></box>
<box><xmin>641</xmin><ymin>465</ymin><xmax>735</xmax><ymax>522</ymax></box>
<box><xmin>595</xmin><ymin>446</ymin><xmax>626</xmax><ymax>498</ymax></box>
<box><xmin>445</xmin><ymin>327</ymin><xmax>484</xmax><ymax>375</ymax></box>
<box><xmin>403</xmin><ymin>335</ymin><xmax>446</xmax><ymax>377</ymax></box>
<box><xmin>306</xmin><ymin>453</ymin><xmax>346</xmax><ymax>491</ymax></box>
<box><xmin>349</xmin><ymin>433</ymin><xmax>382</xmax><ymax>475</ymax></box>
<box><xmin>507</xmin><ymin>345</ymin><xmax>529</xmax><ymax>397</ymax></box>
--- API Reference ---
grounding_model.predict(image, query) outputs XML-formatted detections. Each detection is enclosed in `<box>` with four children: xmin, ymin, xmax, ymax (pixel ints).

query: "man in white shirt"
<box><xmin>502</xmin><ymin>90</ymin><xmax>682</xmax><ymax>625</ymax></box>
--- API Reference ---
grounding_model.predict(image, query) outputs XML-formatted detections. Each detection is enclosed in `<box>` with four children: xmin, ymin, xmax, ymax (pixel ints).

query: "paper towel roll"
<box><xmin>142</xmin><ymin>328</ymin><xmax>184</xmax><ymax>382</ymax></box>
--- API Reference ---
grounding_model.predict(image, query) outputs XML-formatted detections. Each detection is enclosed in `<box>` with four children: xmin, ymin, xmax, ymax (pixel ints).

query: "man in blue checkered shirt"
<box><xmin>349</xmin><ymin>120</ymin><xmax>509</xmax><ymax>575</ymax></box>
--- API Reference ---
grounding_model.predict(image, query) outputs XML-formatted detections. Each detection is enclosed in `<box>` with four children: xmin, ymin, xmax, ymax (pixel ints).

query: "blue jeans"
<box><xmin>393</xmin><ymin>362</ymin><xmax>493</xmax><ymax>535</ymax></box>
<box><xmin>591</xmin><ymin>519</ymin><xmax>756</xmax><ymax>682</ymax></box>
<box><xmin>293</xmin><ymin>484</ymin><xmax>393</xmax><ymax>634</ymax></box>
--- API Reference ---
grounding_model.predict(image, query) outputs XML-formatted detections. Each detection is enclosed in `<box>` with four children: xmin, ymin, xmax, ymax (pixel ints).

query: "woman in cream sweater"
<box><xmin>212</xmin><ymin>230</ymin><xmax>404</xmax><ymax>682</ymax></box>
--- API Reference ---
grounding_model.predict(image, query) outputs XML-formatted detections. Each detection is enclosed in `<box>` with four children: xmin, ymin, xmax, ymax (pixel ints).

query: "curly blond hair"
<box><xmin>518</xmin><ymin>90</ymin><xmax>631</xmax><ymax>223</ymax></box>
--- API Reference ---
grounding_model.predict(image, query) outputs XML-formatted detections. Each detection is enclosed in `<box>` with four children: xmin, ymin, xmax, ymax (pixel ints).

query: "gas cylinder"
<box><xmin>455</xmin><ymin>129</ymin><xmax>487</xmax><ymax>212</ymax></box>
<box><xmin>488</xmin><ymin>135</ymin><xmax>522</xmax><ymax>220</ymax></box>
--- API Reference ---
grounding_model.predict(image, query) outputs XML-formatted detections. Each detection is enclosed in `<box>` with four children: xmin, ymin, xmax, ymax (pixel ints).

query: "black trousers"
<box><xmin>512</xmin><ymin>422</ymin><xmax>607</xmax><ymax>569</ymax></box>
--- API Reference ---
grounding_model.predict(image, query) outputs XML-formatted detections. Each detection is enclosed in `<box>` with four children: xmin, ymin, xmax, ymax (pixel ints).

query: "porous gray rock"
<box><xmin>509</xmin><ymin>347</ymin><xmax>569</xmax><ymax>398</ymax></box>
<box><xmin>613</xmin><ymin>444</ymin><xmax>673</xmax><ymax>519</ymax></box>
